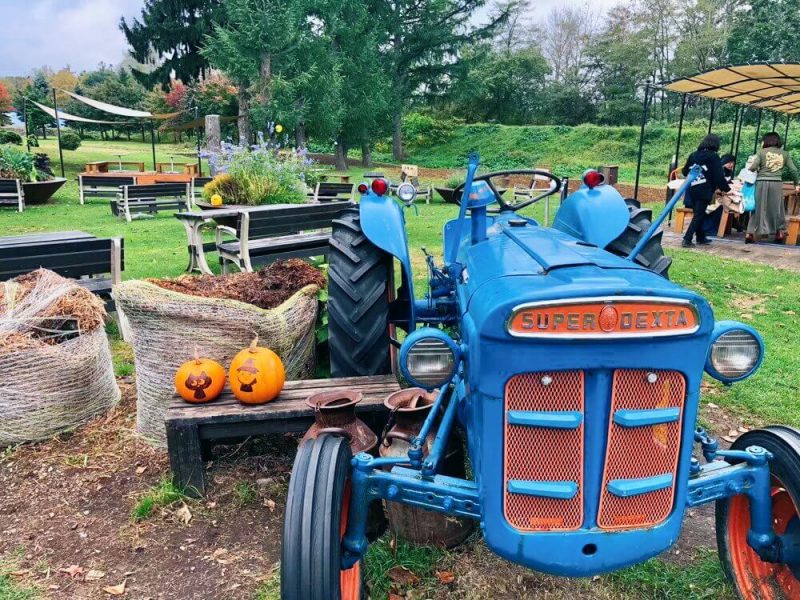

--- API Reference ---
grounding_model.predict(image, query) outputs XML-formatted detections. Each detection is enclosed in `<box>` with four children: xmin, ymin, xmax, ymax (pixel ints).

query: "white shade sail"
<box><xmin>29</xmin><ymin>99</ymin><xmax>133</xmax><ymax>125</ymax></box>
<box><xmin>62</xmin><ymin>89</ymin><xmax>183</xmax><ymax>120</ymax></box>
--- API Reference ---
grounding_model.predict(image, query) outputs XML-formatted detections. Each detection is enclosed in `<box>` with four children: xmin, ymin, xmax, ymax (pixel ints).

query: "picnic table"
<box><xmin>79</xmin><ymin>170</ymin><xmax>195</xmax><ymax>185</ymax></box>
<box><xmin>0</xmin><ymin>230</ymin><xmax>94</xmax><ymax>246</ymax></box>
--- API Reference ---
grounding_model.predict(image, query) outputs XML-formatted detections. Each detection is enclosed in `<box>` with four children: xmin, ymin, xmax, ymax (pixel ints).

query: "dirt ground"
<box><xmin>0</xmin><ymin>372</ymin><xmax>759</xmax><ymax>600</ymax></box>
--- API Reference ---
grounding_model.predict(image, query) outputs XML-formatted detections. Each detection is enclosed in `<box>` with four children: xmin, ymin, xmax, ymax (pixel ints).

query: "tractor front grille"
<box><xmin>503</xmin><ymin>369</ymin><xmax>686</xmax><ymax>532</ymax></box>
<box><xmin>504</xmin><ymin>371</ymin><xmax>584</xmax><ymax>531</ymax></box>
<box><xmin>597</xmin><ymin>369</ymin><xmax>685</xmax><ymax>530</ymax></box>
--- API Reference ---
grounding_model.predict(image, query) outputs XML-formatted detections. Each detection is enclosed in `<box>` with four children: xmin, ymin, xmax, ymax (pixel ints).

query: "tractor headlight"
<box><xmin>705</xmin><ymin>321</ymin><xmax>764</xmax><ymax>383</ymax></box>
<box><xmin>400</xmin><ymin>328</ymin><xmax>461</xmax><ymax>390</ymax></box>
<box><xmin>397</xmin><ymin>182</ymin><xmax>417</xmax><ymax>205</ymax></box>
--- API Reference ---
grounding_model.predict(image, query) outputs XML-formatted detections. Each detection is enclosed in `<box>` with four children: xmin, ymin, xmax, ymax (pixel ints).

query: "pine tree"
<box><xmin>727</xmin><ymin>0</ymin><xmax>800</xmax><ymax>63</ymax></box>
<box><xmin>120</xmin><ymin>0</ymin><xmax>225</xmax><ymax>87</ymax></box>
<box><xmin>13</xmin><ymin>72</ymin><xmax>54</xmax><ymax>138</ymax></box>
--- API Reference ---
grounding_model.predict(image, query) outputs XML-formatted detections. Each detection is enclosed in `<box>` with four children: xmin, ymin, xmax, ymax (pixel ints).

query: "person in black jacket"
<box><xmin>681</xmin><ymin>134</ymin><xmax>731</xmax><ymax>247</ymax></box>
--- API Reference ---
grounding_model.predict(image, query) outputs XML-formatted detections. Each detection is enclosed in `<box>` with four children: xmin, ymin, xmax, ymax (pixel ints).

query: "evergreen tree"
<box><xmin>375</xmin><ymin>0</ymin><xmax>509</xmax><ymax>159</ymax></box>
<box><xmin>120</xmin><ymin>0</ymin><xmax>225</xmax><ymax>87</ymax></box>
<box><xmin>13</xmin><ymin>71</ymin><xmax>54</xmax><ymax>138</ymax></box>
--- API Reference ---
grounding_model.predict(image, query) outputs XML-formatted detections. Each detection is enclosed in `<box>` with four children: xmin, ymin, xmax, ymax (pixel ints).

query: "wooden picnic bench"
<box><xmin>112</xmin><ymin>182</ymin><xmax>191</xmax><ymax>222</ymax></box>
<box><xmin>216</xmin><ymin>201</ymin><xmax>354</xmax><ymax>272</ymax></box>
<box><xmin>0</xmin><ymin>178</ymin><xmax>24</xmax><ymax>212</ymax></box>
<box><xmin>312</xmin><ymin>181</ymin><xmax>354</xmax><ymax>202</ymax></box>
<box><xmin>78</xmin><ymin>174</ymin><xmax>138</xmax><ymax>205</ymax></box>
<box><xmin>84</xmin><ymin>160</ymin><xmax>145</xmax><ymax>174</ymax></box>
<box><xmin>166</xmin><ymin>374</ymin><xmax>399</xmax><ymax>496</ymax></box>
<box><xmin>0</xmin><ymin>231</ymin><xmax>124</xmax><ymax>306</ymax></box>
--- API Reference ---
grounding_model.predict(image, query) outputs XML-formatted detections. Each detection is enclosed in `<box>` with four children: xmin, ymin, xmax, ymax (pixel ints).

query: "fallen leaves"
<box><xmin>436</xmin><ymin>570</ymin><xmax>455</xmax><ymax>584</ymax></box>
<box><xmin>103</xmin><ymin>580</ymin><xmax>126</xmax><ymax>595</ymax></box>
<box><xmin>387</xmin><ymin>565</ymin><xmax>420</xmax><ymax>586</ymax></box>
<box><xmin>86</xmin><ymin>569</ymin><xmax>106</xmax><ymax>582</ymax></box>
<box><xmin>60</xmin><ymin>565</ymin><xmax>86</xmax><ymax>579</ymax></box>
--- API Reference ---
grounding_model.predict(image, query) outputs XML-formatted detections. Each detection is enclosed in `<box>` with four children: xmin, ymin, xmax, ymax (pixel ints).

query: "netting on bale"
<box><xmin>0</xmin><ymin>269</ymin><xmax>119</xmax><ymax>446</ymax></box>
<box><xmin>113</xmin><ymin>279</ymin><xmax>320</xmax><ymax>447</ymax></box>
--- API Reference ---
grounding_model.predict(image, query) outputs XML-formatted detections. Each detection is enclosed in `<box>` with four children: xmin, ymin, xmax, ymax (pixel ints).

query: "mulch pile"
<box><xmin>149</xmin><ymin>259</ymin><xmax>326</xmax><ymax>310</ymax></box>
<box><xmin>0</xmin><ymin>269</ymin><xmax>107</xmax><ymax>354</ymax></box>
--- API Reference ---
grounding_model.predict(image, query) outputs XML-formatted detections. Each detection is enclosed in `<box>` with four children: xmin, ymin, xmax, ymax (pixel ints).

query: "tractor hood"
<box><xmin>445</xmin><ymin>214</ymin><xmax>707</xmax><ymax>337</ymax></box>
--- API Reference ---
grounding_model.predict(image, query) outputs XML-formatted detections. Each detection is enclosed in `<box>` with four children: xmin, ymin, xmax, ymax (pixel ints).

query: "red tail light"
<box><xmin>357</xmin><ymin>183</ymin><xmax>369</xmax><ymax>195</ymax></box>
<box><xmin>583</xmin><ymin>170</ymin><xmax>605</xmax><ymax>189</ymax></box>
<box><xmin>371</xmin><ymin>178</ymin><xmax>389</xmax><ymax>196</ymax></box>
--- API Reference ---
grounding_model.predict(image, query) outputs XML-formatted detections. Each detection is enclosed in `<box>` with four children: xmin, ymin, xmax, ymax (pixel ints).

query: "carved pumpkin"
<box><xmin>229</xmin><ymin>336</ymin><xmax>285</xmax><ymax>404</ymax></box>
<box><xmin>175</xmin><ymin>349</ymin><xmax>226</xmax><ymax>404</ymax></box>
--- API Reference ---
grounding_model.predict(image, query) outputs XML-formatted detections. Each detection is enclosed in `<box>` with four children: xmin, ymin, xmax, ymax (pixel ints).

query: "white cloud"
<box><xmin>0</xmin><ymin>0</ymin><xmax>144</xmax><ymax>76</ymax></box>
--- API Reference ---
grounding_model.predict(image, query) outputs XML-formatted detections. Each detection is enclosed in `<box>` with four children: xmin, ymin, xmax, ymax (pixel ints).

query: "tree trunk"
<box><xmin>361</xmin><ymin>143</ymin><xmax>372</xmax><ymax>167</ymax></box>
<box><xmin>334</xmin><ymin>139</ymin><xmax>348</xmax><ymax>171</ymax></box>
<box><xmin>392</xmin><ymin>111</ymin><xmax>403</xmax><ymax>161</ymax></box>
<box><xmin>295</xmin><ymin>123</ymin><xmax>307</xmax><ymax>148</ymax></box>
<box><xmin>237</xmin><ymin>86</ymin><xmax>251</xmax><ymax>147</ymax></box>
<box><xmin>141</xmin><ymin>127</ymin><xmax>146</xmax><ymax>142</ymax></box>
<box><xmin>42</xmin><ymin>125</ymin><xmax>47</xmax><ymax>139</ymax></box>
<box><xmin>259</xmin><ymin>54</ymin><xmax>272</xmax><ymax>104</ymax></box>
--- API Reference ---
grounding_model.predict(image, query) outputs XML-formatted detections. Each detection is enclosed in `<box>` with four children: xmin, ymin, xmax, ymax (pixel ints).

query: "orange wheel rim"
<box><xmin>339</xmin><ymin>480</ymin><xmax>360</xmax><ymax>600</ymax></box>
<box><xmin>728</xmin><ymin>476</ymin><xmax>800</xmax><ymax>599</ymax></box>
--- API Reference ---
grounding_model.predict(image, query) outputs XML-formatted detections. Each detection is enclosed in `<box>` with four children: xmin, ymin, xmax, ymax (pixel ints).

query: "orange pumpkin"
<box><xmin>175</xmin><ymin>349</ymin><xmax>226</xmax><ymax>404</ymax></box>
<box><xmin>229</xmin><ymin>336</ymin><xmax>285</xmax><ymax>405</ymax></box>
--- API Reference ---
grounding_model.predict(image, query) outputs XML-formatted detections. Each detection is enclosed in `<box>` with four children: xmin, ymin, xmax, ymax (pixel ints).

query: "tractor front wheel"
<box><xmin>715</xmin><ymin>426</ymin><xmax>800</xmax><ymax>600</ymax></box>
<box><xmin>328</xmin><ymin>208</ymin><xmax>392</xmax><ymax>377</ymax></box>
<box><xmin>281</xmin><ymin>435</ymin><xmax>362</xmax><ymax>600</ymax></box>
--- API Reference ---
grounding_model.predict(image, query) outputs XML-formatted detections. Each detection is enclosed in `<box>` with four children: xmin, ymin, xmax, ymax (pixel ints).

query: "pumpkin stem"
<box><xmin>194</xmin><ymin>346</ymin><xmax>201</xmax><ymax>364</ymax></box>
<box><xmin>249</xmin><ymin>335</ymin><xmax>259</xmax><ymax>353</ymax></box>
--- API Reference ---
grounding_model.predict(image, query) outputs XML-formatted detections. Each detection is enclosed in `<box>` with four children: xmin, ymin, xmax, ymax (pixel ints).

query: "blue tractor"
<box><xmin>281</xmin><ymin>154</ymin><xmax>800</xmax><ymax>600</ymax></box>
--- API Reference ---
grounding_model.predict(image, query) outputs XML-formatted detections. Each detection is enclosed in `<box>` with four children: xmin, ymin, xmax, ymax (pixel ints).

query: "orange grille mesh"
<box><xmin>597</xmin><ymin>369</ymin><xmax>685</xmax><ymax>530</ymax></box>
<box><xmin>504</xmin><ymin>371</ymin><xmax>584</xmax><ymax>531</ymax></box>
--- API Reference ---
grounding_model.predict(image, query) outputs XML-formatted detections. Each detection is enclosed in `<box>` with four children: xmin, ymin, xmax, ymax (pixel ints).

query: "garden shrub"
<box><xmin>402</xmin><ymin>112</ymin><xmax>459</xmax><ymax>149</ymax></box>
<box><xmin>0</xmin><ymin>145</ymin><xmax>36</xmax><ymax>181</ymax></box>
<box><xmin>59</xmin><ymin>130</ymin><xmax>81</xmax><ymax>151</ymax></box>
<box><xmin>203</xmin><ymin>143</ymin><xmax>315</xmax><ymax>205</ymax></box>
<box><xmin>0</xmin><ymin>130</ymin><xmax>22</xmax><ymax>145</ymax></box>
<box><xmin>27</xmin><ymin>134</ymin><xmax>39</xmax><ymax>147</ymax></box>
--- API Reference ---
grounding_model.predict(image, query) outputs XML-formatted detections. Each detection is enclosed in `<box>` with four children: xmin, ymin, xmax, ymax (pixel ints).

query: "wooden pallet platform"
<box><xmin>165</xmin><ymin>374</ymin><xmax>399</xmax><ymax>496</ymax></box>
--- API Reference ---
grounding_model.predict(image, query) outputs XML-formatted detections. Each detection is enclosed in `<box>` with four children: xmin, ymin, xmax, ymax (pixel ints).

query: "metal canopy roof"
<box><xmin>662</xmin><ymin>63</ymin><xmax>800</xmax><ymax>114</ymax></box>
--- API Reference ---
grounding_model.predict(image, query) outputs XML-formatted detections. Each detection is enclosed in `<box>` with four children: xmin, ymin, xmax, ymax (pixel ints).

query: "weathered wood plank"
<box><xmin>166</xmin><ymin>421</ymin><xmax>206</xmax><ymax>498</ymax></box>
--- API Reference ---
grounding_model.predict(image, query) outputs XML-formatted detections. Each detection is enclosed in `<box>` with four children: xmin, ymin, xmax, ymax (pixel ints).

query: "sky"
<box><xmin>0</xmin><ymin>0</ymin><xmax>618</xmax><ymax>77</ymax></box>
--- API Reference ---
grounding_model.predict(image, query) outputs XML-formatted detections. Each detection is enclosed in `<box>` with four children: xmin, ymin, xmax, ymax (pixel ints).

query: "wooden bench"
<box><xmin>788</xmin><ymin>216</ymin><xmax>800</xmax><ymax>246</ymax></box>
<box><xmin>313</xmin><ymin>181</ymin><xmax>354</xmax><ymax>202</ymax></box>
<box><xmin>673</xmin><ymin>207</ymin><xmax>694</xmax><ymax>233</ymax></box>
<box><xmin>84</xmin><ymin>161</ymin><xmax>145</xmax><ymax>174</ymax></box>
<box><xmin>78</xmin><ymin>174</ymin><xmax>137</xmax><ymax>205</ymax></box>
<box><xmin>113</xmin><ymin>182</ymin><xmax>191</xmax><ymax>222</ymax></box>
<box><xmin>0</xmin><ymin>179</ymin><xmax>24</xmax><ymax>212</ymax></box>
<box><xmin>216</xmin><ymin>201</ymin><xmax>353</xmax><ymax>272</ymax></box>
<box><xmin>0</xmin><ymin>233</ymin><xmax>124</xmax><ymax>306</ymax></box>
<box><xmin>166</xmin><ymin>374</ymin><xmax>398</xmax><ymax>496</ymax></box>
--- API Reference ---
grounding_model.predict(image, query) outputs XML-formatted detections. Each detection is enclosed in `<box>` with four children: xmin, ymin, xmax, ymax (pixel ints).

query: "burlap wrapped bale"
<box><xmin>0</xmin><ymin>271</ymin><xmax>119</xmax><ymax>446</ymax></box>
<box><xmin>112</xmin><ymin>280</ymin><xmax>319</xmax><ymax>447</ymax></box>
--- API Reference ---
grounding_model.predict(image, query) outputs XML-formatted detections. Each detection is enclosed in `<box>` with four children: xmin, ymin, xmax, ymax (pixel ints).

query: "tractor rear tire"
<box><xmin>606</xmin><ymin>204</ymin><xmax>672</xmax><ymax>278</ymax></box>
<box><xmin>328</xmin><ymin>208</ymin><xmax>392</xmax><ymax>377</ymax></box>
<box><xmin>715</xmin><ymin>426</ymin><xmax>800</xmax><ymax>600</ymax></box>
<box><xmin>281</xmin><ymin>435</ymin><xmax>363</xmax><ymax>600</ymax></box>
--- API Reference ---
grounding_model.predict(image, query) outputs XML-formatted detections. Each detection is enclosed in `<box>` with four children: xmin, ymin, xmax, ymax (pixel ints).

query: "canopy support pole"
<box><xmin>150</xmin><ymin>122</ymin><xmax>157</xmax><ymax>170</ymax></box>
<box><xmin>785</xmin><ymin>114</ymin><xmax>791</xmax><ymax>146</ymax></box>
<box><xmin>707</xmin><ymin>99</ymin><xmax>716</xmax><ymax>134</ymax></box>
<box><xmin>52</xmin><ymin>89</ymin><xmax>65</xmax><ymax>178</ymax></box>
<box><xmin>194</xmin><ymin>106</ymin><xmax>202</xmax><ymax>177</ymax></box>
<box><xmin>634</xmin><ymin>82</ymin><xmax>652</xmax><ymax>200</ymax></box>
<box><xmin>23</xmin><ymin>98</ymin><xmax>30</xmax><ymax>153</ymax></box>
<box><xmin>667</xmin><ymin>93</ymin><xmax>687</xmax><ymax>226</ymax></box>
<box><xmin>729</xmin><ymin>106</ymin><xmax>740</xmax><ymax>155</ymax></box>
<box><xmin>772</xmin><ymin>112</ymin><xmax>779</xmax><ymax>131</ymax></box>
<box><xmin>733</xmin><ymin>108</ymin><xmax>745</xmax><ymax>172</ymax></box>
<box><xmin>753</xmin><ymin>110</ymin><xmax>763</xmax><ymax>154</ymax></box>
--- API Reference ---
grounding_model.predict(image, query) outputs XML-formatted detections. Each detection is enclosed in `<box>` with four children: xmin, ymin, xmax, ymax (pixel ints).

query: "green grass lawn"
<box><xmin>2</xmin><ymin>138</ymin><xmax>798</xmax><ymax>599</ymax></box>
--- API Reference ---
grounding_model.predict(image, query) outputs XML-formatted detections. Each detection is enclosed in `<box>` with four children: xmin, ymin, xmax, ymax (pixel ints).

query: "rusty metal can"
<box><xmin>302</xmin><ymin>389</ymin><xmax>378</xmax><ymax>455</ymax></box>
<box><xmin>380</xmin><ymin>388</ymin><xmax>473</xmax><ymax>548</ymax></box>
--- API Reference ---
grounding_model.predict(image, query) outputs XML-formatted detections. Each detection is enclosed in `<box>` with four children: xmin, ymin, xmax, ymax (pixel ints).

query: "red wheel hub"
<box><xmin>728</xmin><ymin>476</ymin><xmax>800</xmax><ymax>599</ymax></box>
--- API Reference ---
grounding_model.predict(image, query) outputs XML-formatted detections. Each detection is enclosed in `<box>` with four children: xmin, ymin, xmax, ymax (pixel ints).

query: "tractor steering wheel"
<box><xmin>453</xmin><ymin>169</ymin><xmax>562</xmax><ymax>213</ymax></box>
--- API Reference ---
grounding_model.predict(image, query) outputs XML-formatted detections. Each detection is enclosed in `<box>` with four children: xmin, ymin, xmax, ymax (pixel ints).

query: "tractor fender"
<box><xmin>359</xmin><ymin>194</ymin><xmax>416</xmax><ymax>328</ymax></box>
<box><xmin>552</xmin><ymin>184</ymin><xmax>630</xmax><ymax>248</ymax></box>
